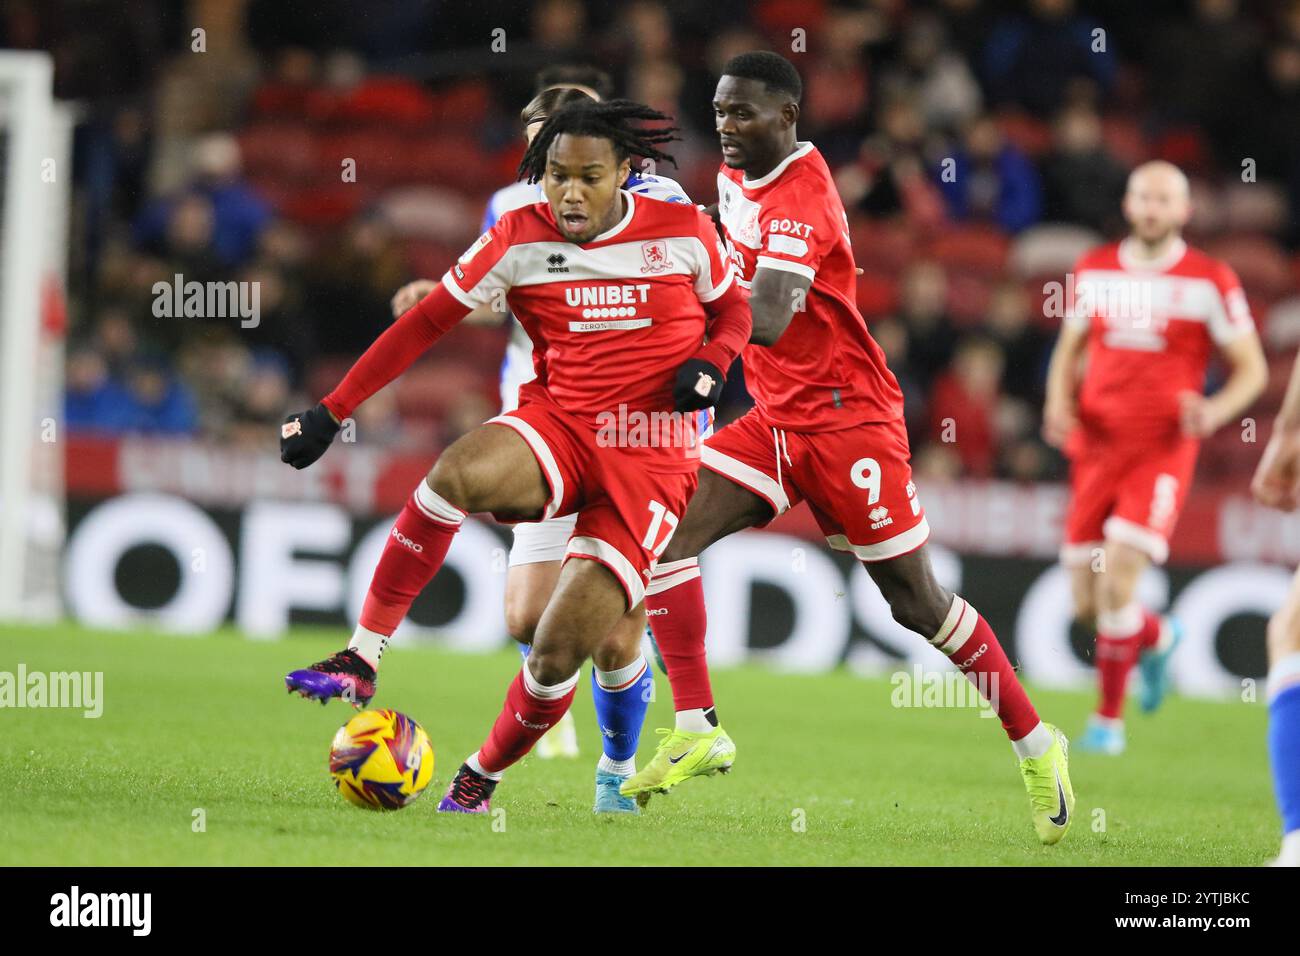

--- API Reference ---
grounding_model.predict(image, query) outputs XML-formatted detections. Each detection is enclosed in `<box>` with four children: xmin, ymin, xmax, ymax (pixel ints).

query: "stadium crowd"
<box><xmin>12</xmin><ymin>0</ymin><xmax>1300</xmax><ymax>483</ymax></box>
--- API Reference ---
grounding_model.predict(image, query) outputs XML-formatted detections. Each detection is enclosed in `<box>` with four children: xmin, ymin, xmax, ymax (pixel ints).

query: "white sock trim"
<box><xmin>594</xmin><ymin>655</ymin><xmax>648</xmax><ymax>691</ymax></box>
<box><xmin>522</xmin><ymin>662</ymin><xmax>580</xmax><ymax>700</ymax></box>
<box><xmin>932</xmin><ymin>595</ymin><xmax>976</xmax><ymax>655</ymax></box>
<box><xmin>597</xmin><ymin>754</ymin><xmax>636</xmax><ymax>777</ymax></box>
<box><xmin>347</xmin><ymin>626</ymin><xmax>389</xmax><ymax>668</ymax></box>
<box><xmin>1010</xmin><ymin>721</ymin><xmax>1053</xmax><ymax>760</ymax></box>
<box><xmin>646</xmin><ymin>560</ymin><xmax>701</xmax><ymax>596</ymax></box>
<box><xmin>413</xmin><ymin>480</ymin><xmax>466</xmax><ymax>527</ymax></box>
<box><xmin>466</xmin><ymin>752</ymin><xmax>503</xmax><ymax>781</ymax></box>
<box><xmin>1268</xmin><ymin>651</ymin><xmax>1300</xmax><ymax>702</ymax></box>
<box><xmin>1097</xmin><ymin>602</ymin><xmax>1144</xmax><ymax>638</ymax></box>
<box><xmin>674</xmin><ymin>708</ymin><xmax>714</xmax><ymax>733</ymax></box>
<box><xmin>653</xmin><ymin>557</ymin><xmax>699</xmax><ymax>575</ymax></box>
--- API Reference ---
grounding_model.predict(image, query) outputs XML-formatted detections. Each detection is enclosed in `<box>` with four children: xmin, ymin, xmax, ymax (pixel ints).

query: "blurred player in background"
<box><xmin>625</xmin><ymin>51</ymin><xmax>1076</xmax><ymax>846</ymax></box>
<box><xmin>1043</xmin><ymin>162</ymin><xmax>1268</xmax><ymax>755</ymax></box>
<box><xmin>1251</xmin><ymin>348</ymin><xmax>1300</xmax><ymax>866</ymax></box>
<box><xmin>282</xmin><ymin>99</ymin><xmax>750</xmax><ymax>815</ymax></box>
<box><xmin>386</xmin><ymin>67</ymin><xmax>695</xmax><ymax>792</ymax></box>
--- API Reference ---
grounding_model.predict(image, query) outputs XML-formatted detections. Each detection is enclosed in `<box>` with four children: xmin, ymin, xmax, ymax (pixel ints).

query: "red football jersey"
<box><xmin>1066</xmin><ymin>237</ymin><xmax>1256</xmax><ymax>443</ymax></box>
<box><xmin>716</xmin><ymin>142</ymin><xmax>904</xmax><ymax>431</ymax></box>
<box><xmin>441</xmin><ymin>191</ymin><xmax>736</xmax><ymax>468</ymax></box>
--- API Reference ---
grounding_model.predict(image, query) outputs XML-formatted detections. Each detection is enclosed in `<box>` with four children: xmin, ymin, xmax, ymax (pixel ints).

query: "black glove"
<box><xmin>280</xmin><ymin>403</ymin><xmax>341</xmax><ymax>470</ymax></box>
<box><xmin>673</xmin><ymin>358</ymin><xmax>724</xmax><ymax>412</ymax></box>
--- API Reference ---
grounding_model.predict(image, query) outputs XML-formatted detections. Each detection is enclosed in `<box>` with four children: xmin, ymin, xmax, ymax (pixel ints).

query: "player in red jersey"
<box><xmin>620</xmin><ymin>51</ymin><xmax>1076</xmax><ymax>845</ymax></box>
<box><xmin>1043</xmin><ymin>161</ymin><xmax>1268</xmax><ymax>755</ymax></box>
<box><xmin>279</xmin><ymin>100</ymin><xmax>751</xmax><ymax>813</ymax></box>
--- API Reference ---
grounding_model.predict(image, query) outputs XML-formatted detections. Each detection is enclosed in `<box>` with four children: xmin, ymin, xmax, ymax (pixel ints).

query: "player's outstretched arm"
<box><xmin>1179</xmin><ymin>332</ymin><xmax>1268</xmax><ymax>439</ymax></box>
<box><xmin>280</xmin><ymin>283</ymin><xmax>470</xmax><ymax>469</ymax></box>
<box><xmin>748</xmin><ymin>266</ymin><xmax>812</xmax><ymax>346</ymax></box>
<box><xmin>1042</xmin><ymin>322</ymin><xmax>1087</xmax><ymax>449</ymax></box>
<box><xmin>392</xmin><ymin>279</ymin><xmax>506</xmax><ymax>326</ymax></box>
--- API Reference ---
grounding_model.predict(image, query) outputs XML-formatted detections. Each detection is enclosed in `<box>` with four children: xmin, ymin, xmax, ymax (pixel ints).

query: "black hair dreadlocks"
<box><xmin>517</xmin><ymin>99</ymin><xmax>680</xmax><ymax>185</ymax></box>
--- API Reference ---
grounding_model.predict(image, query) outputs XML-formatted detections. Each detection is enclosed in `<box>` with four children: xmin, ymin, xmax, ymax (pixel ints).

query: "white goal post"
<box><xmin>0</xmin><ymin>51</ymin><xmax>69</xmax><ymax>622</ymax></box>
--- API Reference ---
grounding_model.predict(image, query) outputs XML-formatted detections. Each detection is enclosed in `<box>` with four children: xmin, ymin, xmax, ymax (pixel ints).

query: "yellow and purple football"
<box><xmin>329</xmin><ymin>709</ymin><xmax>434</xmax><ymax>810</ymax></box>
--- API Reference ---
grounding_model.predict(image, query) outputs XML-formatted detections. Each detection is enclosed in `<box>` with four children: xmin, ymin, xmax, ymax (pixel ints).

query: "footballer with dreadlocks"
<box><xmin>279</xmin><ymin>99</ymin><xmax>751</xmax><ymax>814</ymax></box>
<box><xmin>387</xmin><ymin>71</ymin><xmax>699</xmax><ymax>805</ymax></box>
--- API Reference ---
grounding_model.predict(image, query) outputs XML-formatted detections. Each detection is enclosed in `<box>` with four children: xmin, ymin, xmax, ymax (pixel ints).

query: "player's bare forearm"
<box><xmin>748</xmin><ymin>267</ymin><xmax>811</xmax><ymax>346</ymax></box>
<box><xmin>1274</xmin><ymin>348</ymin><xmax>1300</xmax><ymax>432</ymax></box>
<box><xmin>1044</xmin><ymin>324</ymin><xmax>1086</xmax><ymax>406</ymax></box>
<box><xmin>1205</xmin><ymin>333</ymin><xmax>1269</xmax><ymax>431</ymax></box>
<box><xmin>1041</xmin><ymin>324</ymin><xmax>1086</xmax><ymax>447</ymax></box>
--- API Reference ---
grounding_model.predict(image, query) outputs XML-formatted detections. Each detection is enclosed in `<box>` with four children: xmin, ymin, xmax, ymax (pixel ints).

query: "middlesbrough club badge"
<box><xmin>640</xmin><ymin>239</ymin><xmax>673</xmax><ymax>274</ymax></box>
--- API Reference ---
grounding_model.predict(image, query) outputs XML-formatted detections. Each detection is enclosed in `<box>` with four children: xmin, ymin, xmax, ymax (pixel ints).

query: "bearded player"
<box><xmin>280</xmin><ymin>99</ymin><xmax>750</xmax><ymax>814</ymax></box>
<box><xmin>388</xmin><ymin>73</ymin><xmax>695</xmax><ymax>773</ymax></box>
<box><xmin>621</xmin><ymin>51</ymin><xmax>1076</xmax><ymax>845</ymax></box>
<box><xmin>1250</xmin><ymin>346</ymin><xmax>1300</xmax><ymax>866</ymax></box>
<box><xmin>1043</xmin><ymin>161</ymin><xmax>1268</xmax><ymax>755</ymax></box>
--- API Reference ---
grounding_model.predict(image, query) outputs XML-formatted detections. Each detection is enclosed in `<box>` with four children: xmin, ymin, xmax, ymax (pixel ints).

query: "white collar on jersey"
<box><xmin>742</xmin><ymin>141</ymin><xmax>816</xmax><ymax>189</ymax></box>
<box><xmin>584</xmin><ymin>189</ymin><xmax>636</xmax><ymax>243</ymax></box>
<box><xmin>1117</xmin><ymin>235</ymin><xmax>1187</xmax><ymax>273</ymax></box>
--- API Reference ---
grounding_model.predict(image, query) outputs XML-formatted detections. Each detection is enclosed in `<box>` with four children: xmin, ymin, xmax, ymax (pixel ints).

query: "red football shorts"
<box><xmin>1061</xmin><ymin>431</ymin><xmax>1199</xmax><ymax>566</ymax></box>
<box><xmin>700</xmin><ymin>406</ymin><xmax>929</xmax><ymax>561</ymax></box>
<box><xmin>488</xmin><ymin>396</ymin><xmax>697</xmax><ymax>608</ymax></box>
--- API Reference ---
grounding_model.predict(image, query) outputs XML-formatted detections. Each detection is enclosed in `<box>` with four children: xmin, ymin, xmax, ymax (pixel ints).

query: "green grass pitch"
<box><xmin>0</xmin><ymin>623</ymin><xmax>1280</xmax><ymax>866</ymax></box>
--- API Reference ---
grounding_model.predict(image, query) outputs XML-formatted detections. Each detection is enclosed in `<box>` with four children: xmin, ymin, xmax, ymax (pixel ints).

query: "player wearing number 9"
<box><xmin>623</xmin><ymin>51</ymin><xmax>1077</xmax><ymax>847</ymax></box>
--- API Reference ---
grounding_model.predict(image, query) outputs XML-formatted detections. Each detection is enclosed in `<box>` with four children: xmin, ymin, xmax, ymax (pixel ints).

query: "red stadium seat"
<box><xmin>850</xmin><ymin>219</ymin><xmax>917</xmax><ymax>275</ymax></box>
<box><xmin>239</xmin><ymin>123</ymin><xmax>318</xmax><ymax>181</ymax></box>
<box><xmin>429</xmin><ymin>81</ymin><xmax>492</xmax><ymax>130</ymax></box>
<box><xmin>394</xmin><ymin>358</ymin><xmax>493</xmax><ymax>420</ymax></box>
<box><xmin>1152</xmin><ymin>127</ymin><xmax>1211</xmax><ymax>175</ymax></box>
<box><xmin>279</xmin><ymin>183</ymin><xmax>370</xmax><ymax>227</ymax></box>
<box><xmin>925</xmin><ymin>225</ymin><xmax>1009</xmax><ymax>277</ymax></box>
<box><xmin>996</xmin><ymin>112</ymin><xmax>1052</xmax><ymax>159</ymax></box>
<box><xmin>334</xmin><ymin>77</ymin><xmax>439</xmax><ymax>128</ymax></box>
<box><xmin>1100</xmin><ymin>116</ymin><xmax>1150</xmax><ymax>168</ymax></box>
<box><xmin>946</xmin><ymin>273</ymin><xmax>993</xmax><ymax>327</ymax></box>
<box><xmin>1206</xmin><ymin>235</ymin><xmax>1295</xmax><ymax>301</ymax></box>
<box><xmin>403</xmin><ymin>239</ymin><xmax>461</xmax><ymax>279</ymax></box>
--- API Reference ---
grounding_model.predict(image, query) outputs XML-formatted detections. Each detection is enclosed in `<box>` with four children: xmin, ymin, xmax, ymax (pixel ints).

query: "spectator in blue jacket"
<box><xmin>937</xmin><ymin>114</ymin><xmax>1043</xmax><ymax>233</ymax></box>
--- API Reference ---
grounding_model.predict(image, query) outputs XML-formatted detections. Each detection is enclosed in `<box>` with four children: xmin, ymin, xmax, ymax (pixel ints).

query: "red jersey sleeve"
<box><xmin>440</xmin><ymin>215</ymin><xmax>517</xmax><ymax>309</ymax></box>
<box><xmin>753</xmin><ymin>182</ymin><xmax>831</xmax><ymax>283</ymax></box>
<box><xmin>691</xmin><ymin>208</ymin><xmax>737</xmax><ymax>303</ymax></box>
<box><xmin>321</xmin><ymin>224</ymin><xmax>522</xmax><ymax>419</ymax></box>
<box><xmin>1207</xmin><ymin>260</ymin><xmax>1255</xmax><ymax>345</ymax></box>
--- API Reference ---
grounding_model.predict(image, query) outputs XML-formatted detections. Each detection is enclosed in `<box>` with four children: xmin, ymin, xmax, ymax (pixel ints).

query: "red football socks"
<box><xmin>358</xmin><ymin>480</ymin><xmax>465</xmax><ymax>640</ymax></box>
<box><xmin>476</xmin><ymin>666</ymin><xmax>580</xmax><ymax>774</ymax></box>
<box><xmin>644</xmin><ymin>557</ymin><xmax>714</xmax><ymax>712</ymax></box>
<box><xmin>930</xmin><ymin>595</ymin><xmax>1041</xmax><ymax>740</ymax></box>
<box><xmin>1094</xmin><ymin>604</ymin><xmax>1159</xmax><ymax>719</ymax></box>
